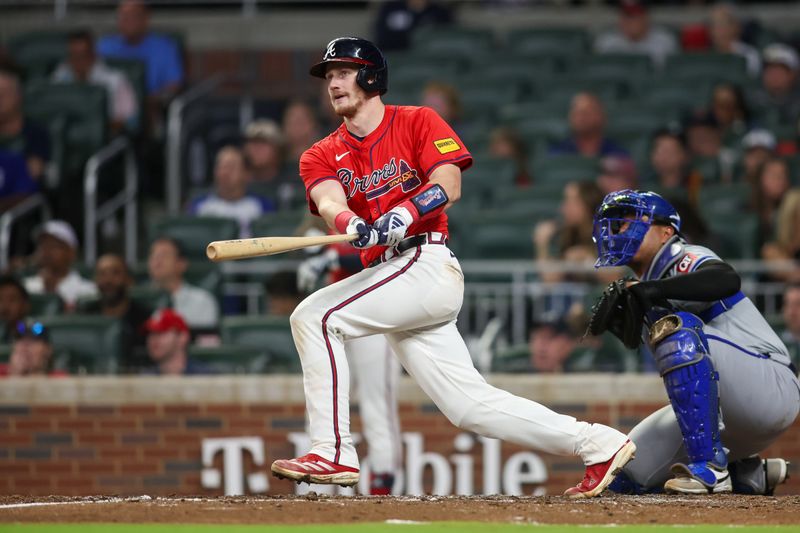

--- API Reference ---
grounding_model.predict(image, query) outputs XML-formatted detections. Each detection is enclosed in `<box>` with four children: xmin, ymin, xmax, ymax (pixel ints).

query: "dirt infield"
<box><xmin>1</xmin><ymin>494</ymin><xmax>799</xmax><ymax>525</ymax></box>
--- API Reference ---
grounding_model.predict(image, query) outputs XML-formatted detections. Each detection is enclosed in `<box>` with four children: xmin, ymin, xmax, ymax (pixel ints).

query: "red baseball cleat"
<box><xmin>564</xmin><ymin>440</ymin><xmax>637</xmax><ymax>498</ymax></box>
<box><xmin>271</xmin><ymin>453</ymin><xmax>359</xmax><ymax>487</ymax></box>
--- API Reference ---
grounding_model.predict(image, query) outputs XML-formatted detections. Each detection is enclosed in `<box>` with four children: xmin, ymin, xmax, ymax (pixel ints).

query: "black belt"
<box><xmin>368</xmin><ymin>233</ymin><xmax>447</xmax><ymax>268</ymax></box>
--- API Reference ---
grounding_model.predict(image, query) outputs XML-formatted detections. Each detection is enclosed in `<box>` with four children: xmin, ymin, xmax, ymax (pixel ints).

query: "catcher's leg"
<box><xmin>650</xmin><ymin>312</ymin><xmax>731</xmax><ymax>494</ymax></box>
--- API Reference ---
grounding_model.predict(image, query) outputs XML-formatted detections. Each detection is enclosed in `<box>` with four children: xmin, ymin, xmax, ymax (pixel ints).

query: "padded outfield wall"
<box><xmin>1</xmin><ymin>375</ymin><xmax>798</xmax><ymax>496</ymax></box>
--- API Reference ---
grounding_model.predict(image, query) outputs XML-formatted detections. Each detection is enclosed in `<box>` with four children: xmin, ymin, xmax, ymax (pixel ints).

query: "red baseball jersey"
<box><xmin>299</xmin><ymin>105</ymin><xmax>472</xmax><ymax>266</ymax></box>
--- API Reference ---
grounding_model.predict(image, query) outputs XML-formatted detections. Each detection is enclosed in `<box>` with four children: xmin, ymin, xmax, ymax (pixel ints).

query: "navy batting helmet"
<box><xmin>310</xmin><ymin>37</ymin><xmax>388</xmax><ymax>95</ymax></box>
<box><xmin>592</xmin><ymin>189</ymin><xmax>681</xmax><ymax>267</ymax></box>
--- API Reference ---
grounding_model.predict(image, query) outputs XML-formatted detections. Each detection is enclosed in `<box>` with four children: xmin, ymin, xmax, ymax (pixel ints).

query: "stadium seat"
<box><xmin>533</xmin><ymin>156</ymin><xmax>599</xmax><ymax>184</ymax></box>
<box><xmin>0</xmin><ymin>344</ymin><xmax>10</xmax><ymax>363</ymax></box>
<box><xmin>250</xmin><ymin>209</ymin><xmax>307</xmax><ymax>238</ymax></box>
<box><xmin>28</xmin><ymin>293</ymin><xmax>64</xmax><ymax>317</ymax></box>
<box><xmin>105</xmin><ymin>58</ymin><xmax>147</xmax><ymax>133</ymax></box>
<box><xmin>507</xmin><ymin>28</ymin><xmax>589</xmax><ymax>59</ymax></box>
<box><xmin>8</xmin><ymin>30</ymin><xmax>69</xmax><ymax>81</ymax></box>
<box><xmin>641</xmin><ymin>80</ymin><xmax>712</xmax><ymax>114</ymax></box>
<box><xmin>150</xmin><ymin>216</ymin><xmax>239</xmax><ymax>260</ymax></box>
<box><xmin>568</xmin><ymin>54</ymin><xmax>653</xmax><ymax>80</ymax></box>
<box><xmin>664</xmin><ymin>53</ymin><xmax>748</xmax><ymax>84</ymax></box>
<box><xmin>493</xmin><ymin>186</ymin><xmax>562</xmax><ymax>217</ymax></box>
<box><xmin>491</xmin><ymin>344</ymin><xmax>530</xmax><ymax>372</ymax></box>
<box><xmin>461</xmin><ymin>158</ymin><xmax>517</xmax><ymax>202</ymax></box>
<box><xmin>391</xmin><ymin>58</ymin><xmax>461</xmax><ymax>87</ymax></box>
<box><xmin>24</xmin><ymin>83</ymin><xmax>108</xmax><ymax>182</ymax></box>
<box><xmin>410</xmin><ymin>27</ymin><xmax>495</xmax><ymax>63</ymax></box>
<box><xmin>697</xmin><ymin>183</ymin><xmax>749</xmax><ymax>213</ymax></box>
<box><xmin>40</xmin><ymin>315</ymin><xmax>122</xmax><ymax>374</ymax></box>
<box><xmin>499</xmin><ymin>101</ymin><xmax>567</xmax><ymax>125</ymax></box>
<box><xmin>187</xmin><ymin>345</ymin><xmax>270</xmax><ymax>374</ymax></box>
<box><xmin>184</xmin><ymin>262</ymin><xmax>223</xmax><ymax>297</ymax></box>
<box><xmin>129</xmin><ymin>286</ymin><xmax>171</xmax><ymax>311</ymax></box>
<box><xmin>690</xmin><ymin>156</ymin><xmax>723</xmax><ymax>184</ymax></box>
<box><xmin>705</xmin><ymin>212</ymin><xmax>758</xmax><ymax>259</ymax></box>
<box><xmin>221</xmin><ymin>315</ymin><xmax>300</xmax><ymax>373</ymax></box>
<box><xmin>515</xmin><ymin>117</ymin><xmax>570</xmax><ymax>146</ymax></box>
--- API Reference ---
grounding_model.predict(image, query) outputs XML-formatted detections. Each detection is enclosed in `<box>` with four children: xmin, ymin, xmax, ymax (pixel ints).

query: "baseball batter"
<box><xmin>270</xmin><ymin>36</ymin><xmax>635</xmax><ymax>497</ymax></box>
<box><xmin>589</xmin><ymin>190</ymin><xmax>800</xmax><ymax>494</ymax></box>
<box><xmin>298</xmin><ymin>236</ymin><xmax>402</xmax><ymax>495</ymax></box>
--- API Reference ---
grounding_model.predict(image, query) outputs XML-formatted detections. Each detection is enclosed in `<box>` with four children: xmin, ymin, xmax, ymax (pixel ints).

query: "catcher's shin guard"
<box><xmin>650</xmin><ymin>313</ymin><xmax>727</xmax><ymax>469</ymax></box>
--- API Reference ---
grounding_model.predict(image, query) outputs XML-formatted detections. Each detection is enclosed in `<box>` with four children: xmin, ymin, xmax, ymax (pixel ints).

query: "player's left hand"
<box><xmin>374</xmin><ymin>207</ymin><xmax>414</xmax><ymax>247</ymax></box>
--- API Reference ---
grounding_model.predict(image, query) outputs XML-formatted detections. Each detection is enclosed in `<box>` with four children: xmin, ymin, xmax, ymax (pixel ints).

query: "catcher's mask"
<box><xmin>592</xmin><ymin>189</ymin><xmax>681</xmax><ymax>268</ymax></box>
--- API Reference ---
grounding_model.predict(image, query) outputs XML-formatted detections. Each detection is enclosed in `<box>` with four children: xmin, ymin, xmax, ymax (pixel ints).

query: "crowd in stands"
<box><xmin>1</xmin><ymin>0</ymin><xmax>799</xmax><ymax>376</ymax></box>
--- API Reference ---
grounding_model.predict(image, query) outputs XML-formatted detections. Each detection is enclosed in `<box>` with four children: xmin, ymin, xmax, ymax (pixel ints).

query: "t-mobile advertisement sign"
<box><xmin>201</xmin><ymin>432</ymin><xmax>548</xmax><ymax>496</ymax></box>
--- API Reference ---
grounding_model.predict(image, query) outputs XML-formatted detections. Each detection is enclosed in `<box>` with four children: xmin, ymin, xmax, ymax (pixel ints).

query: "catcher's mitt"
<box><xmin>587</xmin><ymin>278</ymin><xmax>646</xmax><ymax>349</ymax></box>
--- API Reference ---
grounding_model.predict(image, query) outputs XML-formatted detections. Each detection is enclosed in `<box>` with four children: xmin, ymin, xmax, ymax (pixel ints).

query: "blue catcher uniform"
<box><xmin>593</xmin><ymin>190</ymin><xmax>800</xmax><ymax>495</ymax></box>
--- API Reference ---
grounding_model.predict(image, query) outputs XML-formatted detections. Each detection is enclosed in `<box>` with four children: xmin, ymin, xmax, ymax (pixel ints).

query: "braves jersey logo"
<box><xmin>337</xmin><ymin>158</ymin><xmax>422</xmax><ymax>200</ymax></box>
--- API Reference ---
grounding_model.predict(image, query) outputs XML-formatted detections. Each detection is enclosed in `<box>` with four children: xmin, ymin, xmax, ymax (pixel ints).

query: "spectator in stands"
<box><xmin>79</xmin><ymin>254</ymin><xmax>153</xmax><ymax>371</ymax></box>
<box><xmin>0</xmin><ymin>275</ymin><xmax>30</xmax><ymax>344</ymax></box>
<box><xmin>710</xmin><ymin>83</ymin><xmax>750</xmax><ymax>147</ymax></box>
<box><xmin>52</xmin><ymin>30</ymin><xmax>138</xmax><ymax>134</ymax></box>
<box><xmin>779</xmin><ymin>283</ymin><xmax>800</xmax><ymax>368</ymax></box>
<box><xmin>709</xmin><ymin>2</ymin><xmax>761</xmax><ymax>77</ymax></box>
<box><xmin>98</xmin><ymin>0</ymin><xmax>184</xmax><ymax>98</ymax></box>
<box><xmin>683</xmin><ymin>110</ymin><xmax>736</xmax><ymax>182</ymax></box>
<box><xmin>751</xmin><ymin>43</ymin><xmax>800</xmax><ymax>126</ymax></box>
<box><xmin>534</xmin><ymin>181</ymin><xmax>605</xmax><ymax>283</ymax></box>
<box><xmin>0</xmin><ymin>320</ymin><xmax>66</xmax><ymax>377</ymax></box>
<box><xmin>0</xmin><ymin>149</ymin><xmax>38</xmax><ymax>212</ymax></box>
<box><xmin>0</xmin><ymin>66</ymin><xmax>51</xmax><ymax>182</ymax></box>
<box><xmin>738</xmin><ymin>128</ymin><xmax>776</xmax><ymax>185</ymax></box>
<box><xmin>761</xmin><ymin>188</ymin><xmax>800</xmax><ymax>284</ymax></box>
<box><xmin>265</xmin><ymin>270</ymin><xmax>303</xmax><ymax>317</ymax></box>
<box><xmin>596</xmin><ymin>155</ymin><xmax>638</xmax><ymax>195</ymax></box>
<box><xmin>282</xmin><ymin>100</ymin><xmax>322</xmax><ymax>164</ymax></box>
<box><xmin>147</xmin><ymin>237</ymin><xmax>219</xmax><ymax>330</ymax></box>
<box><xmin>142</xmin><ymin>308</ymin><xmax>211</xmax><ymax>375</ymax></box>
<box><xmin>489</xmin><ymin>126</ymin><xmax>531</xmax><ymax>187</ymax></box>
<box><xmin>594</xmin><ymin>0</ymin><xmax>678</xmax><ymax>68</ymax></box>
<box><xmin>374</xmin><ymin>0</ymin><xmax>453</xmax><ymax>52</ymax></box>
<box><xmin>648</xmin><ymin>129</ymin><xmax>703</xmax><ymax>205</ymax></box>
<box><xmin>751</xmin><ymin>158</ymin><xmax>793</xmax><ymax>249</ymax></box>
<box><xmin>528</xmin><ymin>318</ymin><xmax>577</xmax><ymax>374</ymax></box>
<box><xmin>23</xmin><ymin>220</ymin><xmax>96</xmax><ymax>311</ymax></box>
<box><xmin>422</xmin><ymin>81</ymin><xmax>469</xmax><ymax>137</ymax></box>
<box><xmin>244</xmin><ymin>119</ymin><xmax>288</xmax><ymax>184</ymax></box>
<box><xmin>188</xmin><ymin>145</ymin><xmax>274</xmax><ymax>239</ymax></box>
<box><xmin>548</xmin><ymin>92</ymin><xmax>629</xmax><ymax>158</ymax></box>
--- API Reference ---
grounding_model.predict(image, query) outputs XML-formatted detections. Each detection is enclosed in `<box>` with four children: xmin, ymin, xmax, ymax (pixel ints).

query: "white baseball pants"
<box><xmin>291</xmin><ymin>241</ymin><xmax>628</xmax><ymax>469</ymax></box>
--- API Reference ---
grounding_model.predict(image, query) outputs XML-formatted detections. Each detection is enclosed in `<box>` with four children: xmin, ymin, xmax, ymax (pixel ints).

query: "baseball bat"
<box><xmin>207</xmin><ymin>233</ymin><xmax>358</xmax><ymax>262</ymax></box>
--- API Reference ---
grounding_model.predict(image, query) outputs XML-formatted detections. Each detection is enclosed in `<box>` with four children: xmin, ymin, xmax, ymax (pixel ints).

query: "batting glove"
<box><xmin>374</xmin><ymin>207</ymin><xmax>414</xmax><ymax>247</ymax></box>
<box><xmin>346</xmin><ymin>216</ymin><xmax>379</xmax><ymax>249</ymax></box>
<box><xmin>297</xmin><ymin>249</ymin><xmax>339</xmax><ymax>293</ymax></box>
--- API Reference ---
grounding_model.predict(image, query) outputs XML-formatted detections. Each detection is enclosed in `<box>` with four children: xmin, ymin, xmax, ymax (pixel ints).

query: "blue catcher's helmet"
<box><xmin>592</xmin><ymin>189</ymin><xmax>681</xmax><ymax>267</ymax></box>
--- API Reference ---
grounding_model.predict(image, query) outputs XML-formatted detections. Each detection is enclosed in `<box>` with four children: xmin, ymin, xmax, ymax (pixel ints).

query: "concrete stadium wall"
<box><xmin>1</xmin><ymin>375</ymin><xmax>798</xmax><ymax>497</ymax></box>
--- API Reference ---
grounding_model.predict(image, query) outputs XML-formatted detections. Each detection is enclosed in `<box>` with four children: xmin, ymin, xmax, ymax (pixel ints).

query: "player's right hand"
<box><xmin>346</xmin><ymin>216</ymin><xmax>379</xmax><ymax>249</ymax></box>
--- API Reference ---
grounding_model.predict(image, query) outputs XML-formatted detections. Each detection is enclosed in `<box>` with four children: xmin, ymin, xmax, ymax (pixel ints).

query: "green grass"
<box><xmin>1</xmin><ymin>525</ymin><xmax>800</xmax><ymax>533</ymax></box>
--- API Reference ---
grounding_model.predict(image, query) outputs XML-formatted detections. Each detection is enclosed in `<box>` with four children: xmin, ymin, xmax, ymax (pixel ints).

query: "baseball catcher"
<box><xmin>590</xmin><ymin>189</ymin><xmax>799</xmax><ymax>495</ymax></box>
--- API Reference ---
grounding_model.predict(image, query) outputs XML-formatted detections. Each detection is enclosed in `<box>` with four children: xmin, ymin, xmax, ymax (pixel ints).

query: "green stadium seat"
<box><xmin>493</xmin><ymin>186</ymin><xmax>562</xmax><ymax>217</ymax></box>
<box><xmin>697</xmin><ymin>183</ymin><xmax>749</xmax><ymax>213</ymax></box>
<box><xmin>664</xmin><ymin>53</ymin><xmax>748</xmax><ymax>84</ymax></box>
<box><xmin>705</xmin><ymin>212</ymin><xmax>758</xmax><ymax>259</ymax></box>
<box><xmin>690</xmin><ymin>156</ymin><xmax>723</xmax><ymax>184</ymax></box>
<box><xmin>24</xmin><ymin>83</ymin><xmax>108</xmax><ymax>182</ymax></box>
<box><xmin>507</xmin><ymin>28</ymin><xmax>589</xmax><ymax>59</ymax></box>
<box><xmin>40</xmin><ymin>315</ymin><xmax>122</xmax><ymax>374</ymax></box>
<box><xmin>221</xmin><ymin>315</ymin><xmax>300</xmax><ymax>373</ymax></box>
<box><xmin>28</xmin><ymin>293</ymin><xmax>64</xmax><ymax>316</ymax></box>
<box><xmin>184</xmin><ymin>262</ymin><xmax>222</xmax><ymax>297</ymax></box>
<box><xmin>533</xmin><ymin>156</ymin><xmax>599</xmax><ymax>184</ymax></box>
<box><xmin>105</xmin><ymin>58</ymin><xmax>147</xmax><ymax>133</ymax></box>
<box><xmin>543</xmin><ymin>78</ymin><xmax>625</xmax><ymax>104</ymax></box>
<box><xmin>188</xmin><ymin>345</ymin><xmax>270</xmax><ymax>374</ymax></box>
<box><xmin>410</xmin><ymin>28</ymin><xmax>495</xmax><ymax>62</ymax></box>
<box><xmin>641</xmin><ymin>80</ymin><xmax>712</xmax><ymax>113</ymax></box>
<box><xmin>491</xmin><ymin>344</ymin><xmax>530</xmax><ymax>372</ymax></box>
<box><xmin>8</xmin><ymin>30</ymin><xmax>69</xmax><ymax>81</ymax></box>
<box><xmin>391</xmin><ymin>59</ymin><xmax>461</xmax><ymax>87</ymax></box>
<box><xmin>150</xmin><ymin>216</ymin><xmax>239</xmax><ymax>260</ymax></box>
<box><xmin>0</xmin><ymin>344</ymin><xmax>10</xmax><ymax>363</ymax></box>
<box><xmin>515</xmin><ymin>117</ymin><xmax>570</xmax><ymax>145</ymax></box>
<box><xmin>461</xmin><ymin>158</ymin><xmax>517</xmax><ymax>202</ymax></box>
<box><xmin>470</xmin><ymin>223</ymin><xmax>534</xmax><ymax>259</ymax></box>
<box><xmin>568</xmin><ymin>54</ymin><xmax>653</xmax><ymax>80</ymax></box>
<box><xmin>499</xmin><ymin>101</ymin><xmax>568</xmax><ymax>125</ymax></box>
<box><xmin>129</xmin><ymin>286</ymin><xmax>171</xmax><ymax>311</ymax></box>
<box><xmin>250</xmin><ymin>210</ymin><xmax>307</xmax><ymax>238</ymax></box>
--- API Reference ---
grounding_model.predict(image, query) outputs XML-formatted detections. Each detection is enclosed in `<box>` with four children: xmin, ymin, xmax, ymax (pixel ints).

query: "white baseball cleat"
<box><xmin>664</xmin><ymin>461</ymin><xmax>732</xmax><ymax>494</ymax></box>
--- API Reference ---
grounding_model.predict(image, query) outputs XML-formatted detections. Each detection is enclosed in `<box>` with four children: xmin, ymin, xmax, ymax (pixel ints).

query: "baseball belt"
<box><xmin>368</xmin><ymin>232</ymin><xmax>448</xmax><ymax>268</ymax></box>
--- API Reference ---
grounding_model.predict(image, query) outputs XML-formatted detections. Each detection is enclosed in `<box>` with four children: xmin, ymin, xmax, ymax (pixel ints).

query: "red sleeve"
<box><xmin>415</xmin><ymin>107</ymin><xmax>473</xmax><ymax>178</ymax></box>
<box><xmin>299</xmin><ymin>145</ymin><xmax>339</xmax><ymax>216</ymax></box>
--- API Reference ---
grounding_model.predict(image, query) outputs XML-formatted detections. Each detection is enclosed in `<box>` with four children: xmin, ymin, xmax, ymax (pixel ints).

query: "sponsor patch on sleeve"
<box><xmin>434</xmin><ymin>137</ymin><xmax>460</xmax><ymax>154</ymax></box>
<box><xmin>677</xmin><ymin>253</ymin><xmax>698</xmax><ymax>273</ymax></box>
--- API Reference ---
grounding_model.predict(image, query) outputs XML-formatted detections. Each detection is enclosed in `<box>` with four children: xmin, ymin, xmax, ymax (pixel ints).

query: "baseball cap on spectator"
<box><xmin>143</xmin><ymin>308</ymin><xmax>189</xmax><ymax>334</ymax></box>
<box><xmin>599</xmin><ymin>156</ymin><xmax>637</xmax><ymax>181</ymax></box>
<box><xmin>620</xmin><ymin>0</ymin><xmax>646</xmax><ymax>17</ymax></box>
<box><xmin>245</xmin><ymin>119</ymin><xmax>285</xmax><ymax>146</ymax></box>
<box><xmin>36</xmin><ymin>220</ymin><xmax>79</xmax><ymax>250</ymax></box>
<box><xmin>741</xmin><ymin>129</ymin><xmax>777</xmax><ymax>151</ymax></box>
<box><xmin>763</xmin><ymin>44</ymin><xmax>800</xmax><ymax>72</ymax></box>
<box><xmin>12</xmin><ymin>319</ymin><xmax>50</xmax><ymax>343</ymax></box>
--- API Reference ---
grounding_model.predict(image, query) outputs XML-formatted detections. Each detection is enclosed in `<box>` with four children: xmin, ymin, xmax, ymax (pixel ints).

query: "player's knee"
<box><xmin>290</xmin><ymin>298</ymin><xmax>322</xmax><ymax>334</ymax></box>
<box><xmin>650</xmin><ymin>312</ymin><xmax>710</xmax><ymax>376</ymax></box>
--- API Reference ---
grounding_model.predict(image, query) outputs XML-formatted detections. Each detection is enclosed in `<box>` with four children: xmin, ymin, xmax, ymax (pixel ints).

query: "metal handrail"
<box><xmin>0</xmin><ymin>194</ymin><xmax>52</xmax><ymax>271</ymax></box>
<box><xmin>84</xmin><ymin>136</ymin><xmax>138</xmax><ymax>265</ymax></box>
<box><xmin>165</xmin><ymin>74</ymin><xmax>225</xmax><ymax>215</ymax></box>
